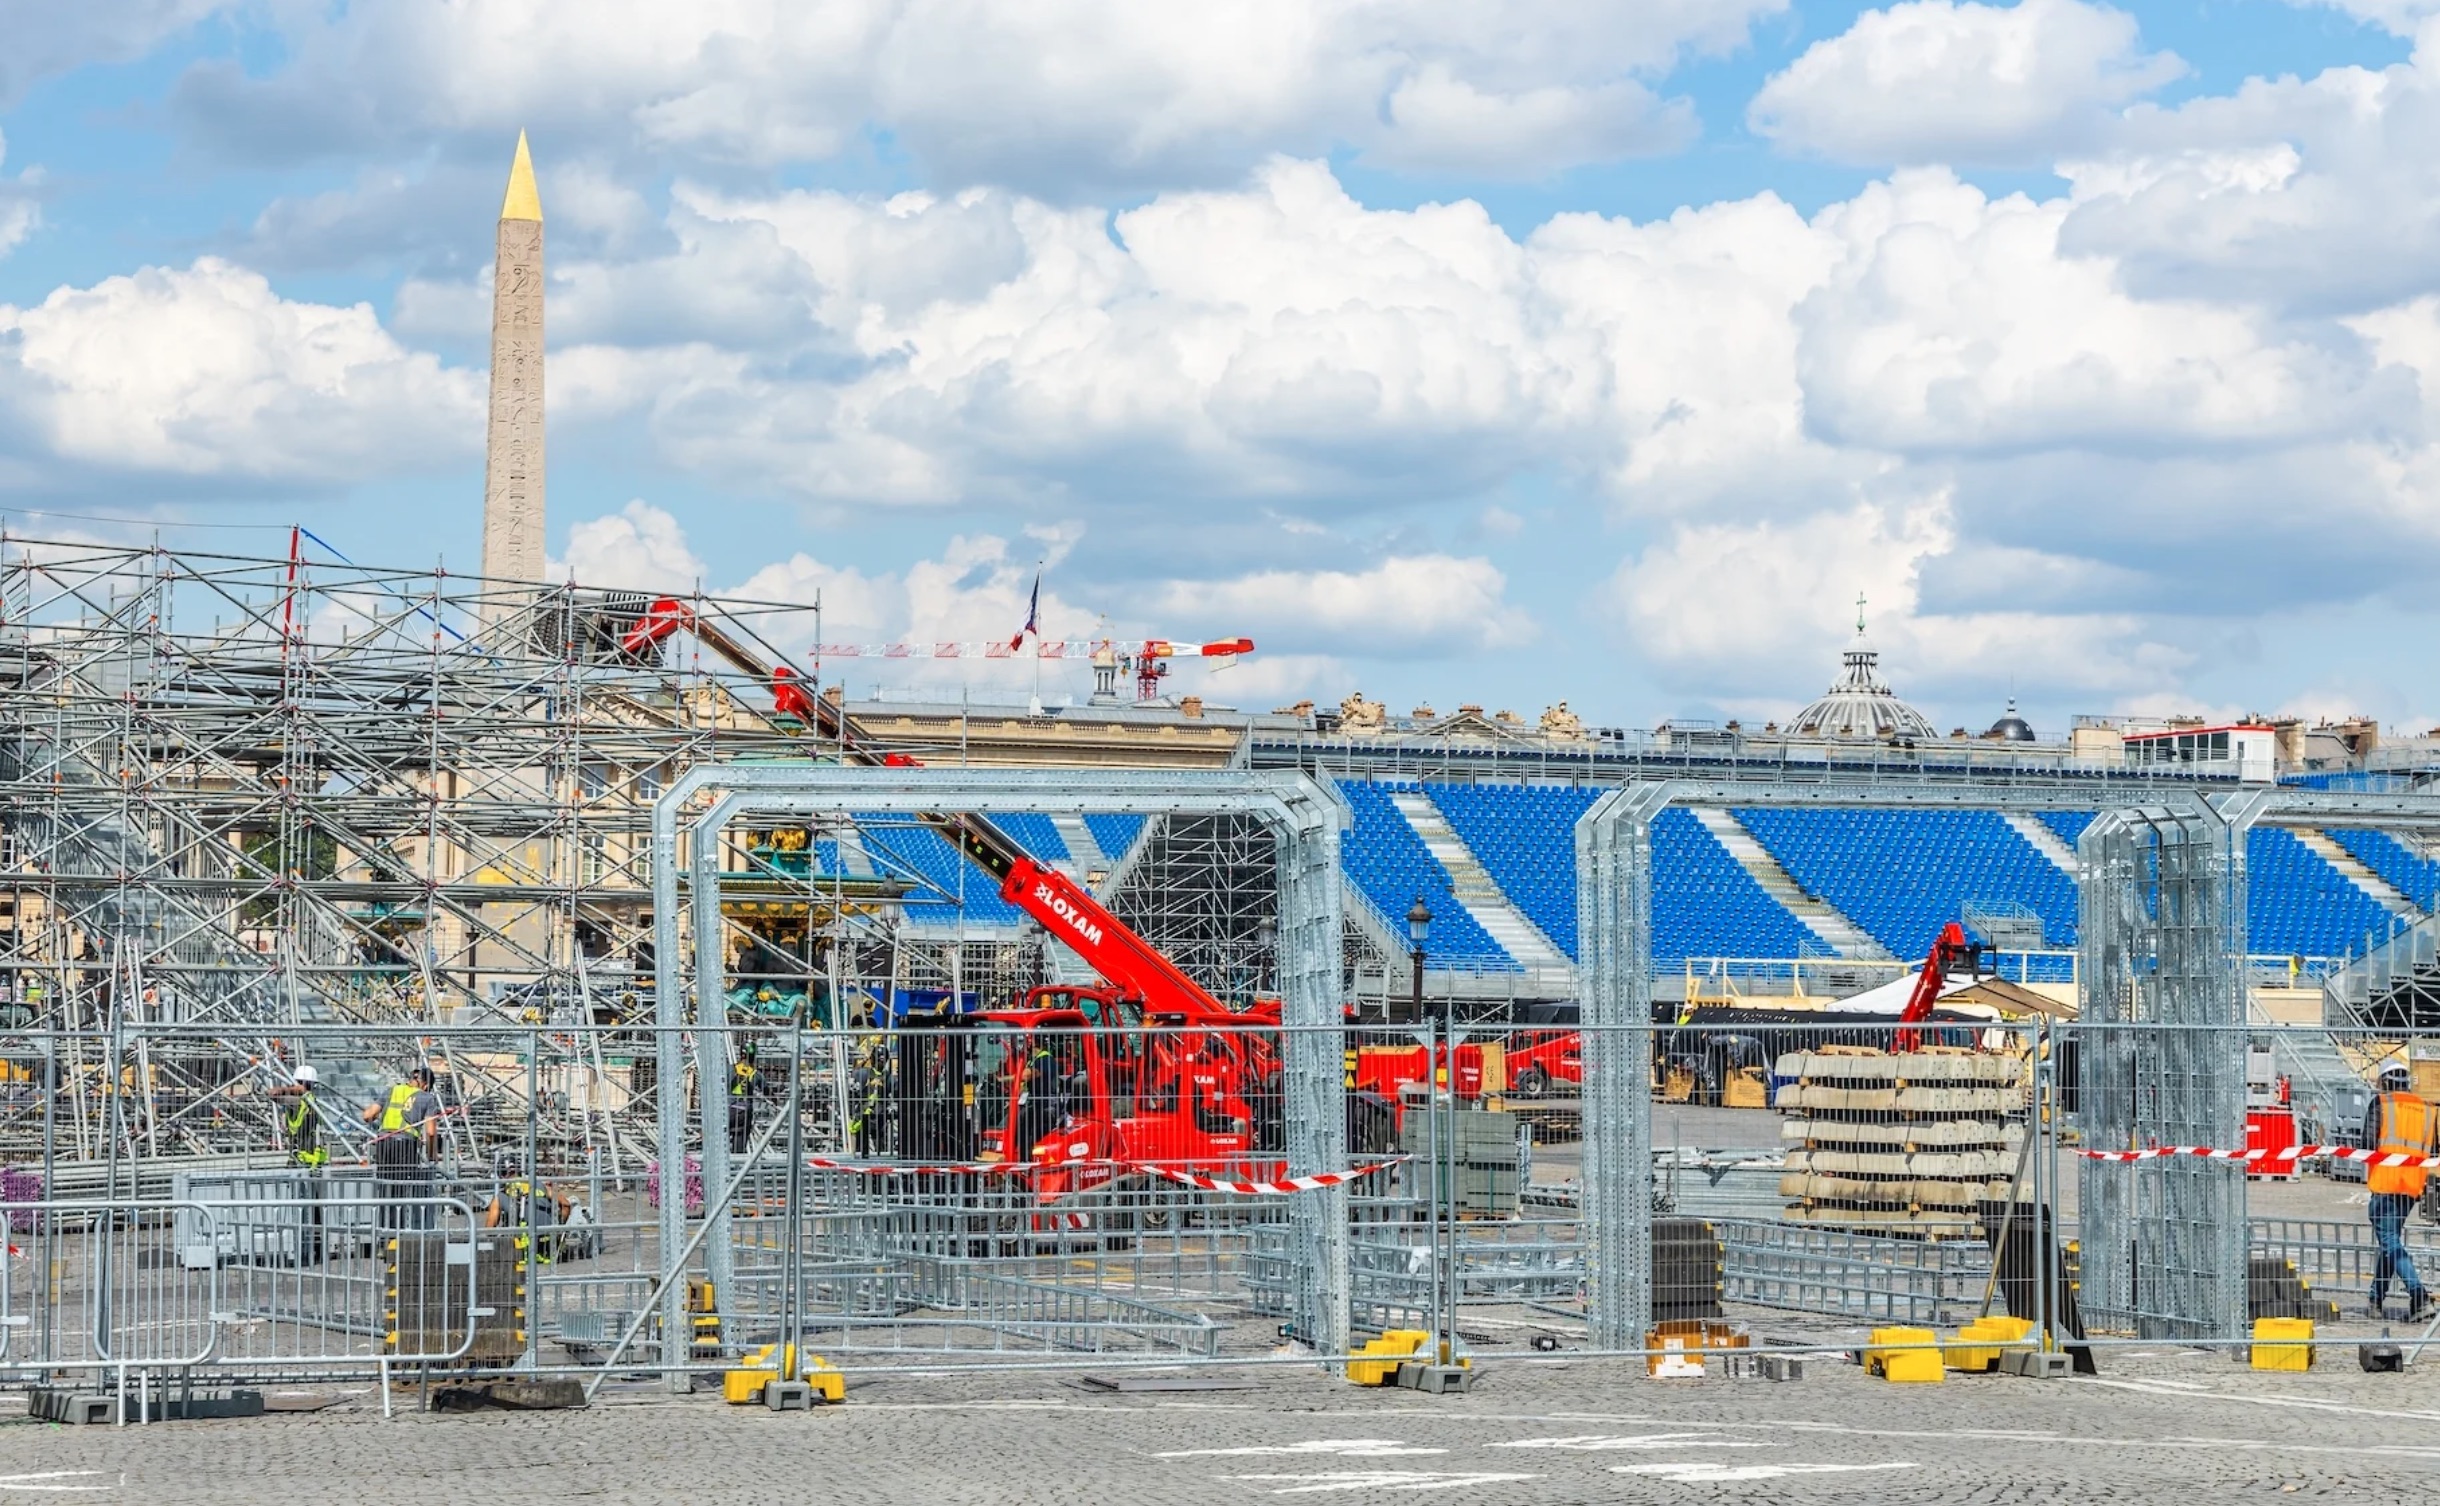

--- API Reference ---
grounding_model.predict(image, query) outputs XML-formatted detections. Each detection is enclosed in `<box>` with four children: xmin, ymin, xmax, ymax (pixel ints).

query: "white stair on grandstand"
<box><xmin>2004</xmin><ymin>812</ymin><xmax>2080</xmax><ymax>877</ymax></box>
<box><xmin>1050</xmin><ymin>814</ymin><xmax>1107</xmax><ymax>877</ymax></box>
<box><xmin>833</xmin><ymin>827</ymin><xmax>879</xmax><ymax>878</ymax></box>
<box><xmin>1390</xmin><ymin>790</ymin><xmax>1575</xmax><ymax>975</ymax></box>
<box><xmin>1689</xmin><ymin>806</ymin><xmax>1895</xmax><ymax>961</ymax></box>
<box><xmin>2294</xmin><ymin>829</ymin><xmax>2421</xmax><ymax>917</ymax></box>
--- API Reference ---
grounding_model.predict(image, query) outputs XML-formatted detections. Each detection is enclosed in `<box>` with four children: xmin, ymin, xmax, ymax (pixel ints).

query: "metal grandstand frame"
<box><xmin>648</xmin><ymin>766</ymin><xmax>1351</xmax><ymax>1386</ymax></box>
<box><xmin>0</xmin><ymin>533</ymin><xmax>829</xmax><ymax>1163</ymax></box>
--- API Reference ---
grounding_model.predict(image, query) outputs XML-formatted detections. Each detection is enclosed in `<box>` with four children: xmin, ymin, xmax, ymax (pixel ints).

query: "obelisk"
<box><xmin>482</xmin><ymin>132</ymin><xmax>544</xmax><ymax>582</ymax></box>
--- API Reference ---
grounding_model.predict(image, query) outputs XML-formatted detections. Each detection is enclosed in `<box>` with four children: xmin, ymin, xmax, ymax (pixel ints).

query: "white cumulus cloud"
<box><xmin>0</xmin><ymin>258</ymin><xmax>480</xmax><ymax>486</ymax></box>
<box><xmin>1750</xmin><ymin>0</ymin><xmax>2184</xmax><ymax>166</ymax></box>
<box><xmin>1155</xmin><ymin>553</ymin><xmax>1536</xmax><ymax>657</ymax></box>
<box><xmin>548</xmin><ymin>499</ymin><xmax>710</xmax><ymax>592</ymax></box>
<box><xmin>0</xmin><ymin>0</ymin><xmax>222</xmax><ymax>108</ymax></box>
<box><xmin>1609</xmin><ymin>497</ymin><xmax>2188</xmax><ymax>714</ymax></box>
<box><xmin>174</xmin><ymin>0</ymin><xmax>1784</xmax><ymax>191</ymax></box>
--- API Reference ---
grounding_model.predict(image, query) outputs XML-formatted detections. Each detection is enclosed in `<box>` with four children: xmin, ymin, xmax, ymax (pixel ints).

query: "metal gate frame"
<box><xmin>650</xmin><ymin>766</ymin><xmax>1349</xmax><ymax>1383</ymax></box>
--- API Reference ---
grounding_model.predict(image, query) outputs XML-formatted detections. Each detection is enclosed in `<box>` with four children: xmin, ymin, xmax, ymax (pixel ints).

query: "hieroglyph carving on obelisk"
<box><xmin>482</xmin><ymin>131</ymin><xmax>545</xmax><ymax>582</ymax></box>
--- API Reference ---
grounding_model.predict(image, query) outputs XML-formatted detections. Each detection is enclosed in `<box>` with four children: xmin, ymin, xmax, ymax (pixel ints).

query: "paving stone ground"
<box><xmin>4</xmin><ymin>1350</ymin><xmax>2438</xmax><ymax>1504</ymax></box>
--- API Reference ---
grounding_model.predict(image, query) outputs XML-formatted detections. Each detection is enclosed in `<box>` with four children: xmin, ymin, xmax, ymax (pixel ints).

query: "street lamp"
<box><xmin>1405</xmin><ymin>896</ymin><xmax>1431</xmax><ymax>1025</ymax></box>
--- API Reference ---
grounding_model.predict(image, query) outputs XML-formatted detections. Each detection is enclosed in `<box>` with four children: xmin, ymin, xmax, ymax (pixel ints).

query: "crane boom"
<box><xmin>1892</xmin><ymin>921</ymin><xmax>1982</xmax><ymax>1052</ymax></box>
<box><xmin>619</xmin><ymin>594</ymin><xmax>1257</xmax><ymax>1024</ymax></box>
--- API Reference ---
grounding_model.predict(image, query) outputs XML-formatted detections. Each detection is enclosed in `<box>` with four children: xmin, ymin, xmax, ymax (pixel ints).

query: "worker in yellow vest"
<box><xmin>270</xmin><ymin>1064</ymin><xmax>329</xmax><ymax>1262</ymax></box>
<box><xmin>363</xmin><ymin>1065</ymin><xmax>441</xmax><ymax>1231</ymax></box>
<box><xmin>2363</xmin><ymin>1063</ymin><xmax>2434</xmax><ymax>1322</ymax></box>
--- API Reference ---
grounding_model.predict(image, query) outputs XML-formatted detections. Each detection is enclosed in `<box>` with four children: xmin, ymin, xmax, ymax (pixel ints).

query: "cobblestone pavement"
<box><xmin>5</xmin><ymin>1351</ymin><xmax>2440</xmax><ymax>1504</ymax></box>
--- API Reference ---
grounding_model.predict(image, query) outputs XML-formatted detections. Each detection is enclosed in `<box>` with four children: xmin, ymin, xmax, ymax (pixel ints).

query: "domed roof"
<box><xmin>1986</xmin><ymin>697</ymin><xmax>2036</xmax><ymax>742</ymax></box>
<box><xmin>1787</xmin><ymin>622</ymin><xmax>1936</xmax><ymax>742</ymax></box>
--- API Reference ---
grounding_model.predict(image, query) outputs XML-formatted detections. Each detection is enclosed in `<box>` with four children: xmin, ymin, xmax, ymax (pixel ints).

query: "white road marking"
<box><xmin>1164</xmin><ymin>1440</ymin><xmax>1445</xmax><ymax>1459</ymax></box>
<box><xmin>2074</xmin><ymin>1376</ymin><xmax>2440</xmax><ymax>1425</ymax></box>
<box><xmin>1490</xmin><ymin>1434</ymin><xmax>1766</xmax><ymax>1452</ymax></box>
<box><xmin>1225</xmin><ymin>1471</ymin><xmax>1540</xmax><ymax>1494</ymax></box>
<box><xmin>1611</xmin><ymin>1461</ymin><xmax>1919</xmax><ymax>1484</ymax></box>
<box><xmin>0</xmin><ymin>1474</ymin><xmax>118</xmax><ymax>1494</ymax></box>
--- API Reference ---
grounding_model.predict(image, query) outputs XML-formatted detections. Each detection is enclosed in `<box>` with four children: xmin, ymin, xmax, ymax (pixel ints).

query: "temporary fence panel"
<box><xmin>0</xmin><ymin>1196</ymin><xmax>479</xmax><ymax>1379</ymax></box>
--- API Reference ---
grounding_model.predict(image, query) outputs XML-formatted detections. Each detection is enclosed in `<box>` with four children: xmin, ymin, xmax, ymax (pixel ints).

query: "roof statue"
<box><xmin>1338</xmin><ymin>690</ymin><xmax>1387</xmax><ymax>735</ymax></box>
<box><xmin>1785</xmin><ymin>596</ymin><xmax>1936</xmax><ymax>741</ymax></box>
<box><xmin>1538</xmin><ymin>700</ymin><xmax>1585</xmax><ymax>740</ymax></box>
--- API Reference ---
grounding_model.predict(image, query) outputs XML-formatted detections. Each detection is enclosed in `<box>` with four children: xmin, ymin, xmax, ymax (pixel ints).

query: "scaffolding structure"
<box><xmin>0</xmin><ymin>534</ymin><xmax>825</xmax><ymax>1163</ymax></box>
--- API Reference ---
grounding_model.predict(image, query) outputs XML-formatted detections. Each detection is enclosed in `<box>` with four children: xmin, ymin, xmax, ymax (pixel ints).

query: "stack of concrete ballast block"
<box><xmin>1773</xmin><ymin>1048</ymin><xmax>2026</xmax><ymax>1237</ymax></box>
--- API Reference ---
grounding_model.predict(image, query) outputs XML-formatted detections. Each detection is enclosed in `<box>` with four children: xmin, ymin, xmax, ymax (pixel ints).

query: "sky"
<box><xmin>0</xmin><ymin>0</ymin><xmax>2435</xmax><ymax>736</ymax></box>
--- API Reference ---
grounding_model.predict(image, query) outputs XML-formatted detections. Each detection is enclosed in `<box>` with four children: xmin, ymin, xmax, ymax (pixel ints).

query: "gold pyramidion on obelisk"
<box><xmin>482</xmin><ymin>131</ymin><xmax>545</xmax><ymax>583</ymax></box>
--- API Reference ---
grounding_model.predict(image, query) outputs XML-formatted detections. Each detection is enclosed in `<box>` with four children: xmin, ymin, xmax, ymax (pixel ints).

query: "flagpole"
<box><xmin>1025</xmin><ymin>563</ymin><xmax>1044</xmax><ymax>717</ymax></box>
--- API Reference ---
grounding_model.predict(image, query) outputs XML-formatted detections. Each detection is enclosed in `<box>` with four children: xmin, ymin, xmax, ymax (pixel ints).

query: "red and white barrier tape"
<box><xmin>1131</xmin><ymin>1160</ymin><xmax>1401</xmax><ymax>1196</ymax></box>
<box><xmin>2078</xmin><ymin>1144</ymin><xmax>2440</xmax><ymax>1169</ymax></box>
<box><xmin>804</xmin><ymin>1157</ymin><xmax>1015</xmax><ymax>1176</ymax></box>
<box><xmin>801</xmin><ymin>1155</ymin><xmax>1400</xmax><ymax>1194</ymax></box>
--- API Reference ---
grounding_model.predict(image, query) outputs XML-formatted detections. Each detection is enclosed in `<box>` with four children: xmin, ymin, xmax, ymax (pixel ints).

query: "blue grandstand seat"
<box><xmin>1082</xmin><ymin>813</ymin><xmax>1148</xmax><ymax>863</ymax></box>
<box><xmin>1423</xmin><ymin>783</ymin><xmax>1599</xmax><ymax>955</ymax></box>
<box><xmin>1735</xmin><ymin>808</ymin><xmax>2079</xmax><ymax>963</ymax></box>
<box><xmin>1334</xmin><ymin>781</ymin><xmax>1516</xmax><ymax>968</ymax></box>
<box><xmin>1647</xmin><ymin>807</ymin><xmax>1833</xmax><ymax>966</ymax></box>
<box><xmin>2037</xmin><ymin>810</ymin><xmax>2096</xmax><ymax>851</ymax></box>
<box><xmin>2247</xmin><ymin>828</ymin><xmax>2393</xmax><ymax>957</ymax></box>
<box><xmin>857</xmin><ymin>813</ymin><xmax>1061</xmax><ymax>928</ymax></box>
<box><xmin>985</xmin><ymin>813</ymin><xmax>1070</xmax><ymax>864</ymax></box>
<box><xmin>2324</xmin><ymin>829</ymin><xmax>2440</xmax><ymax>911</ymax></box>
<box><xmin>1415</xmin><ymin>784</ymin><xmax>1826</xmax><ymax>965</ymax></box>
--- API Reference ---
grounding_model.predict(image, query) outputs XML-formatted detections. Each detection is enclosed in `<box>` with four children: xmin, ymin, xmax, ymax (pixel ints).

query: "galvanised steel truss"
<box><xmin>650</xmin><ymin>766</ymin><xmax>1350</xmax><ymax>1385</ymax></box>
<box><xmin>2074</xmin><ymin>793</ymin><xmax>2267</xmax><ymax>1340</ymax></box>
<box><xmin>1573</xmin><ymin>780</ymin><xmax>2440</xmax><ymax>1351</ymax></box>
<box><xmin>0</xmin><ymin>535</ymin><xmax>819</xmax><ymax>1160</ymax></box>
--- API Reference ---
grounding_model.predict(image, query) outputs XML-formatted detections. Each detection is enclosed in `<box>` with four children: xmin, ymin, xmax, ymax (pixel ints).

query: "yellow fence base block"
<box><xmin>1347</xmin><ymin>1330</ymin><xmax>1431</xmax><ymax>1387</ymax></box>
<box><xmin>804</xmin><ymin>1355</ymin><xmax>846</xmax><ymax>1403</ymax></box>
<box><xmin>1865</xmin><ymin>1326</ymin><xmax>1946</xmax><ymax>1384</ymax></box>
<box><xmin>726</xmin><ymin>1342</ymin><xmax>847</xmax><ymax>1405</ymax></box>
<box><xmin>2252</xmin><ymin>1317</ymin><xmax>2315</xmax><ymax>1372</ymax></box>
<box><xmin>1946</xmin><ymin>1314</ymin><xmax>2037</xmax><ymax>1372</ymax></box>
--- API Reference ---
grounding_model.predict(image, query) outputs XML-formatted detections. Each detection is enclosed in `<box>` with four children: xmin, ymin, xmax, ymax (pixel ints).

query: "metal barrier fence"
<box><xmin>5</xmin><ymin>1016</ymin><xmax>2440</xmax><ymax>1401</ymax></box>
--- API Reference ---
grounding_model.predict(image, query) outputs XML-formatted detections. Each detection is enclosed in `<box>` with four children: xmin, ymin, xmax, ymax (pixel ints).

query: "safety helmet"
<box><xmin>293</xmin><ymin>1064</ymin><xmax>319</xmax><ymax>1086</ymax></box>
<box><xmin>2379</xmin><ymin>1062</ymin><xmax>2412</xmax><ymax>1089</ymax></box>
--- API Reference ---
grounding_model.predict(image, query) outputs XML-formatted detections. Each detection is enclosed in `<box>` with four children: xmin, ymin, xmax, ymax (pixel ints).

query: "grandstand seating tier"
<box><xmin>1081</xmin><ymin>813</ymin><xmax>1148</xmax><ymax>865</ymax></box>
<box><xmin>2325</xmin><ymin>828</ymin><xmax>2440</xmax><ymax>912</ymax></box>
<box><xmin>1334</xmin><ymin>781</ymin><xmax>1516</xmax><ymax>968</ymax></box>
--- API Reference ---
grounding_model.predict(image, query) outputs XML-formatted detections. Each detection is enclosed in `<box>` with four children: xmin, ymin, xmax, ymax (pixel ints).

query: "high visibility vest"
<box><xmin>378</xmin><ymin>1083</ymin><xmax>419</xmax><ymax>1133</ymax></box>
<box><xmin>285</xmin><ymin>1094</ymin><xmax>326</xmax><ymax>1168</ymax></box>
<box><xmin>730</xmin><ymin>1062</ymin><xmax>757</xmax><ymax>1099</ymax></box>
<box><xmin>2369</xmin><ymin>1091</ymin><xmax>2433</xmax><ymax>1198</ymax></box>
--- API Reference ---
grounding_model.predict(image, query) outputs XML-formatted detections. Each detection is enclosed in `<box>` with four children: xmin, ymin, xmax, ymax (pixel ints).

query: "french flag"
<box><xmin>1008</xmin><ymin>573</ymin><xmax>1040</xmax><ymax>651</ymax></box>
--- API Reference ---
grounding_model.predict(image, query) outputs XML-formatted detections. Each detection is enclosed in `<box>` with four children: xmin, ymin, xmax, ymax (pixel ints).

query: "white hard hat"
<box><xmin>2379</xmin><ymin>1062</ymin><xmax>2411</xmax><ymax>1088</ymax></box>
<box><xmin>293</xmin><ymin>1065</ymin><xmax>320</xmax><ymax>1086</ymax></box>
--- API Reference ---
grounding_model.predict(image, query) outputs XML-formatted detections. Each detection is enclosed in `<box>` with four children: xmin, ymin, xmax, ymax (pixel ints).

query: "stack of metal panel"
<box><xmin>1401</xmin><ymin>1108</ymin><xmax>1522</xmax><ymax>1216</ymax></box>
<box><xmin>1774</xmin><ymin>1049</ymin><xmax>2025</xmax><ymax>1237</ymax></box>
<box><xmin>388</xmin><ymin>1230</ymin><xmax>521</xmax><ymax>1363</ymax></box>
<box><xmin>1651</xmin><ymin>1216</ymin><xmax>1724</xmax><ymax>1320</ymax></box>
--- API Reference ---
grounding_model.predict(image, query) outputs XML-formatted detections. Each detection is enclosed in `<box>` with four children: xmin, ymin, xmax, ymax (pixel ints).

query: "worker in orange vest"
<box><xmin>2363</xmin><ymin>1063</ymin><xmax>2434</xmax><ymax>1322</ymax></box>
